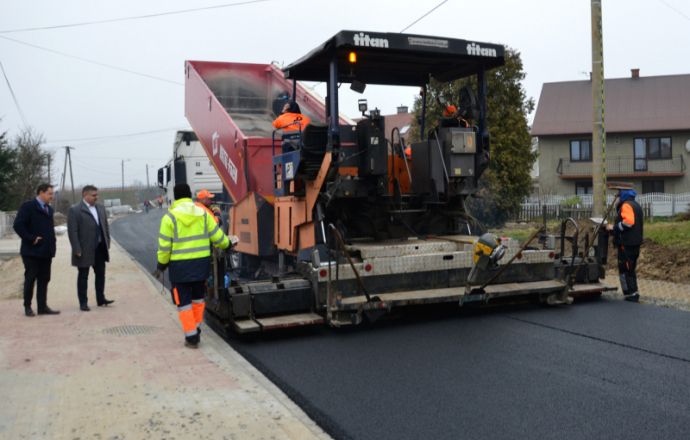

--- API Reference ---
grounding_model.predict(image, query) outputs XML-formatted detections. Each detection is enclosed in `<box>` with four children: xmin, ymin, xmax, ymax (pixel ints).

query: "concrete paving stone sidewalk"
<box><xmin>0</xmin><ymin>235</ymin><xmax>330</xmax><ymax>440</ymax></box>
<box><xmin>605</xmin><ymin>270</ymin><xmax>690</xmax><ymax>311</ymax></box>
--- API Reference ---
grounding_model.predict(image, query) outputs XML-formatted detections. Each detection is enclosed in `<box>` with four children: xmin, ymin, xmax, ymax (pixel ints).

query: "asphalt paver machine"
<box><xmin>184</xmin><ymin>31</ymin><xmax>613</xmax><ymax>333</ymax></box>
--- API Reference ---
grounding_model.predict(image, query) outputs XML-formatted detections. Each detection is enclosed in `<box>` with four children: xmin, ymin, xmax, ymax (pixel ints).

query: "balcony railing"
<box><xmin>556</xmin><ymin>155</ymin><xmax>685</xmax><ymax>178</ymax></box>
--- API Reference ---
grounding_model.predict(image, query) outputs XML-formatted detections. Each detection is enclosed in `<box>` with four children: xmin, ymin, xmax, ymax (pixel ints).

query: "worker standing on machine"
<box><xmin>606</xmin><ymin>185</ymin><xmax>644</xmax><ymax>303</ymax></box>
<box><xmin>195</xmin><ymin>189</ymin><xmax>222</xmax><ymax>225</ymax></box>
<box><xmin>155</xmin><ymin>183</ymin><xmax>236</xmax><ymax>348</ymax></box>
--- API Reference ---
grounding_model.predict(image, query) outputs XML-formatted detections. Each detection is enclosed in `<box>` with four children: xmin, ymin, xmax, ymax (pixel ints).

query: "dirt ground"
<box><xmin>0</xmin><ymin>256</ymin><xmax>24</xmax><ymax>300</ymax></box>
<box><xmin>506</xmin><ymin>219</ymin><xmax>690</xmax><ymax>284</ymax></box>
<box><xmin>606</xmin><ymin>238</ymin><xmax>690</xmax><ymax>284</ymax></box>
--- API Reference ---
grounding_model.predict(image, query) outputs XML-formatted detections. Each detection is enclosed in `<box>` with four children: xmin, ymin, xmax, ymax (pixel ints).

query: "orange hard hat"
<box><xmin>196</xmin><ymin>189</ymin><xmax>215</xmax><ymax>199</ymax></box>
<box><xmin>443</xmin><ymin>105</ymin><xmax>457</xmax><ymax>117</ymax></box>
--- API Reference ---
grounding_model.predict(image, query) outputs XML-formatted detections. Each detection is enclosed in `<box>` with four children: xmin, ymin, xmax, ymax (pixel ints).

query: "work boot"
<box><xmin>25</xmin><ymin>307</ymin><xmax>35</xmax><ymax>317</ymax></box>
<box><xmin>624</xmin><ymin>292</ymin><xmax>640</xmax><ymax>303</ymax></box>
<box><xmin>185</xmin><ymin>333</ymin><xmax>200</xmax><ymax>349</ymax></box>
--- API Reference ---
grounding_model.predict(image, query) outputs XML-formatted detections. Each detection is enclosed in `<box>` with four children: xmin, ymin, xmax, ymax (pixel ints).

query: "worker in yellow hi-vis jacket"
<box><xmin>154</xmin><ymin>183</ymin><xmax>238</xmax><ymax>348</ymax></box>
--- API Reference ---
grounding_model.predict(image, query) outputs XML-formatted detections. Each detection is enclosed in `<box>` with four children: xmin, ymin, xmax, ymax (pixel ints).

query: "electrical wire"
<box><xmin>658</xmin><ymin>0</ymin><xmax>690</xmax><ymax>21</ymax></box>
<box><xmin>305</xmin><ymin>1</ymin><xmax>449</xmax><ymax>92</ymax></box>
<box><xmin>47</xmin><ymin>127</ymin><xmax>183</xmax><ymax>143</ymax></box>
<box><xmin>0</xmin><ymin>60</ymin><xmax>28</xmax><ymax>127</ymax></box>
<box><xmin>0</xmin><ymin>35</ymin><xmax>183</xmax><ymax>86</ymax></box>
<box><xmin>0</xmin><ymin>0</ymin><xmax>273</xmax><ymax>34</ymax></box>
<box><xmin>400</xmin><ymin>0</ymin><xmax>448</xmax><ymax>32</ymax></box>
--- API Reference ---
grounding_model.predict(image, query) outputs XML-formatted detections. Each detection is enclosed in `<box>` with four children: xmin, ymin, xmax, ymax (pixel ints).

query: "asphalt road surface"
<box><xmin>113</xmin><ymin>213</ymin><xmax>690</xmax><ymax>440</ymax></box>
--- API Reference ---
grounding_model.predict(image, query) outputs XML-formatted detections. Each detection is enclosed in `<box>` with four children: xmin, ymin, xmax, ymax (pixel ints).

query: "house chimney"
<box><xmin>396</xmin><ymin>105</ymin><xmax>408</xmax><ymax>114</ymax></box>
<box><xmin>631</xmin><ymin>68</ymin><xmax>640</xmax><ymax>79</ymax></box>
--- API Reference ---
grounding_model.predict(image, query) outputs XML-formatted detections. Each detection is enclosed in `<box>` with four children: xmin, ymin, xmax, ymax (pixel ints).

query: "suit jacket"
<box><xmin>67</xmin><ymin>201</ymin><xmax>110</xmax><ymax>267</ymax></box>
<box><xmin>13</xmin><ymin>199</ymin><xmax>56</xmax><ymax>259</ymax></box>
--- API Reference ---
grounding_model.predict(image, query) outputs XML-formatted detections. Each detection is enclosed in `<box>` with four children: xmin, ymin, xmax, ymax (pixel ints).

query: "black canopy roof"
<box><xmin>284</xmin><ymin>30</ymin><xmax>505</xmax><ymax>86</ymax></box>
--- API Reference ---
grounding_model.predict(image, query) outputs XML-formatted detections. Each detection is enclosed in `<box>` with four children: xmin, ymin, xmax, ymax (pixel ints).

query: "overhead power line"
<box><xmin>306</xmin><ymin>1</ymin><xmax>449</xmax><ymax>92</ymax></box>
<box><xmin>400</xmin><ymin>0</ymin><xmax>448</xmax><ymax>33</ymax></box>
<box><xmin>0</xmin><ymin>35</ymin><xmax>183</xmax><ymax>86</ymax></box>
<box><xmin>47</xmin><ymin>127</ymin><xmax>183</xmax><ymax>143</ymax></box>
<box><xmin>0</xmin><ymin>0</ymin><xmax>272</xmax><ymax>34</ymax></box>
<box><xmin>0</xmin><ymin>60</ymin><xmax>28</xmax><ymax>128</ymax></box>
<box><xmin>658</xmin><ymin>0</ymin><xmax>690</xmax><ymax>21</ymax></box>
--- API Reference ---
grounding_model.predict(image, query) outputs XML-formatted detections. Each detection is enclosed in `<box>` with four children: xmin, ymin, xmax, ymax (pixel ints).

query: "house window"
<box><xmin>642</xmin><ymin>180</ymin><xmax>664</xmax><ymax>194</ymax></box>
<box><xmin>575</xmin><ymin>181</ymin><xmax>592</xmax><ymax>195</ymax></box>
<box><xmin>634</xmin><ymin>137</ymin><xmax>672</xmax><ymax>171</ymax></box>
<box><xmin>570</xmin><ymin>139</ymin><xmax>591</xmax><ymax>162</ymax></box>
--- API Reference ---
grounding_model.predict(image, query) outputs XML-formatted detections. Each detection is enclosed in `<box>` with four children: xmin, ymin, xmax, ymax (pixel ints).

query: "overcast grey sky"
<box><xmin>1</xmin><ymin>0</ymin><xmax>689</xmax><ymax>188</ymax></box>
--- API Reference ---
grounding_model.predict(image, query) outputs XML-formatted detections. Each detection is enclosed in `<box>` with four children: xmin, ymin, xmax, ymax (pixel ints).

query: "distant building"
<box><xmin>383</xmin><ymin>105</ymin><xmax>414</xmax><ymax>144</ymax></box>
<box><xmin>531</xmin><ymin>70</ymin><xmax>690</xmax><ymax>196</ymax></box>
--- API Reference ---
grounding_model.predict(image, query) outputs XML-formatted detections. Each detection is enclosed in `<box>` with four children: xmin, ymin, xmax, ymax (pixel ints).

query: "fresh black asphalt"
<box><xmin>113</xmin><ymin>212</ymin><xmax>690</xmax><ymax>440</ymax></box>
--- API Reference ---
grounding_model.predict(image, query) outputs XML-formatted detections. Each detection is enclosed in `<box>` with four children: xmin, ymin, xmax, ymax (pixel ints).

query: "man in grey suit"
<box><xmin>67</xmin><ymin>185</ymin><xmax>114</xmax><ymax>311</ymax></box>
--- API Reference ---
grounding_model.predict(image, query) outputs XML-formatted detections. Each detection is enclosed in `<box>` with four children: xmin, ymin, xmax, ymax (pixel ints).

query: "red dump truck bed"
<box><xmin>184</xmin><ymin>61</ymin><xmax>341</xmax><ymax>203</ymax></box>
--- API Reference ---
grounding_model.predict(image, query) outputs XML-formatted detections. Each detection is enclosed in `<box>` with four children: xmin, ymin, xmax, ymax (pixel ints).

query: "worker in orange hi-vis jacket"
<box><xmin>606</xmin><ymin>187</ymin><xmax>644</xmax><ymax>303</ymax></box>
<box><xmin>272</xmin><ymin>101</ymin><xmax>311</xmax><ymax>133</ymax></box>
<box><xmin>195</xmin><ymin>189</ymin><xmax>221</xmax><ymax>225</ymax></box>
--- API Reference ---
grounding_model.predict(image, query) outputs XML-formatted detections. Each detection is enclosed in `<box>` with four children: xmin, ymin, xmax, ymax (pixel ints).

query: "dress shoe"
<box><xmin>97</xmin><ymin>299</ymin><xmax>115</xmax><ymax>307</ymax></box>
<box><xmin>80</xmin><ymin>305</ymin><xmax>91</xmax><ymax>312</ymax></box>
<box><xmin>624</xmin><ymin>292</ymin><xmax>640</xmax><ymax>303</ymax></box>
<box><xmin>25</xmin><ymin>307</ymin><xmax>35</xmax><ymax>317</ymax></box>
<box><xmin>37</xmin><ymin>307</ymin><xmax>60</xmax><ymax>315</ymax></box>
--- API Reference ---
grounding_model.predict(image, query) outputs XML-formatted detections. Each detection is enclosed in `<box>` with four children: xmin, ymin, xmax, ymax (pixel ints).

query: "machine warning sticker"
<box><xmin>408</xmin><ymin>37</ymin><xmax>448</xmax><ymax>49</ymax></box>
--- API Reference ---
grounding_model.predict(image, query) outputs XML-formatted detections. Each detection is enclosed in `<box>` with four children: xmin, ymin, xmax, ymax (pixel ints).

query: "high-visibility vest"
<box><xmin>157</xmin><ymin>198</ymin><xmax>229</xmax><ymax>266</ymax></box>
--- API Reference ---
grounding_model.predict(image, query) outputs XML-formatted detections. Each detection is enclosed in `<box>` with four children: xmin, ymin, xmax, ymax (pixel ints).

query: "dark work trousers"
<box><xmin>170</xmin><ymin>282</ymin><xmax>206</xmax><ymax>343</ymax></box>
<box><xmin>617</xmin><ymin>244</ymin><xmax>640</xmax><ymax>295</ymax></box>
<box><xmin>77</xmin><ymin>242</ymin><xmax>108</xmax><ymax>306</ymax></box>
<box><xmin>22</xmin><ymin>256</ymin><xmax>52</xmax><ymax>310</ymax></box>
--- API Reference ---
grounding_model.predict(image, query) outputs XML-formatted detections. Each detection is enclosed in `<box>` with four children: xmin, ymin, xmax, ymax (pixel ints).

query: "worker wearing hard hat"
<box><xmin>155</xmin><ymin>183</ymin><xmax>237</xmax><ymax>348</ymax></box>
<box><xmin>606</xmin><ymin>184</ymin><xmax>644</xmax><ymax>303</ymax></box>
<box><xmin>195</xmin><ymin>189</ymin><xmax>222</xmax><ymax>225</ymax></box>
<box><xmin>272</xmin><ymin>101</ymin><xmax>311</xmax><ymax>133</ymax></box>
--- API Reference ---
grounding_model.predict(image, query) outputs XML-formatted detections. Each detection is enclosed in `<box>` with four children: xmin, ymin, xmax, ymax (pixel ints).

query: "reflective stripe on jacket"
<box><xmin>157</xmin><ymin>198</ymin><xmax>229</xmax><ymax>282</ymax></box>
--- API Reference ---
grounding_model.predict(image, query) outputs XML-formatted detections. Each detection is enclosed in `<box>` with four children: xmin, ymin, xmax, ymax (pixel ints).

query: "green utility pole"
<box><xmin>591</xmin><ymin>0</ymin><xmax>607</xmax><ymax>217</ymax></box>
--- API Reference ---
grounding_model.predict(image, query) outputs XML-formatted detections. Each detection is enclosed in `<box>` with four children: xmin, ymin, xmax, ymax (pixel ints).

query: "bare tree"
<box><xmin>11</xmin><ymin>127</ymin><xmax>49</xmax><ymax>203</ymax></box>
<box><xmin>0</xmin><ymin>124</ymin><xmax>18</xmax><ymax>210</ymax></box>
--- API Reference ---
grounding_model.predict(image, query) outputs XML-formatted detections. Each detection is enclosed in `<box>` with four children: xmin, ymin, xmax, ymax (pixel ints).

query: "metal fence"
<box><xmin>0</xmin><ymin>211</ymin><xmax>17</xmax><ymax>238</ymax></box>
<box><xmin>517</xmin><ymin>193</ymin><xmax>685</xmax><ymax>222</ymax></box>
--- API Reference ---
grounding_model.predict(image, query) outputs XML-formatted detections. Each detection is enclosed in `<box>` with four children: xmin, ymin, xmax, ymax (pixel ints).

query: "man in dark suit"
<box><xmin>13</xmin><ymin>183</ymin><xmax>60</xmax><ymax>316</ymax></box>
<box><xmin>67</xmin><ymin>185</ymin><xmax>114</xmax><ymax>311</ymax></box>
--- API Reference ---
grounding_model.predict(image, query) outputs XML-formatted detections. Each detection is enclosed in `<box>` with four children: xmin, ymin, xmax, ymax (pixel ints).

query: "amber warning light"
<box><xmin>348</xmin><ymin>51</ymin><xmax>357</xmax><ymax>63</ymax></box>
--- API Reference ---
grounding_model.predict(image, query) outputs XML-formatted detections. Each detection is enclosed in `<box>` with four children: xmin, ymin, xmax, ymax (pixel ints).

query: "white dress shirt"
<box><xmin>83</xmin><ymin>200</ymin><xmax>100</xmax><ymax>225</ymax></box>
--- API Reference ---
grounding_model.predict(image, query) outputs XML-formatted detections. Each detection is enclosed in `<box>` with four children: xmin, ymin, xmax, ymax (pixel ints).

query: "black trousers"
<box><xmin>617</xmin><ymin>244</ymin><xmax>640</xmax><ymax>295</ymax></box>
<box><xmin>22</xmin><ymin>256</ymin><xmax>52</xmax><ymax>310</ymax></box>
<box><xmin>77</xmin><ymin>243</ymin><xmax>107</xmax><ymax>306</ymax></box>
